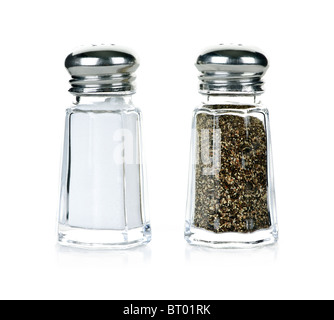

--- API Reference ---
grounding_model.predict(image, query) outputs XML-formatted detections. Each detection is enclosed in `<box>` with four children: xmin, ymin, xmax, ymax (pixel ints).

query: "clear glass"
<box><xmin>185</xmin><ymin>94</ymin><xmax>278</xmax><ymax>248</ymax></box>
<box><xmin>58</xmin><ymin>95</ymin><xmax>151</xmax><ymax>249</ymax></box>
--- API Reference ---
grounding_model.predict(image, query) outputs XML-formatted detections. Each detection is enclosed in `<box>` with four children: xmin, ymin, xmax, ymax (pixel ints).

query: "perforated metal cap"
<box><xmin>65</xmin><ymin>45</ymin><xmax>139</xmax><ymax>95</ymax></box>
<box><xmin>196</xmin><ymin>44</ymin><xmax>269</xmax><ymax>95</ymax></box>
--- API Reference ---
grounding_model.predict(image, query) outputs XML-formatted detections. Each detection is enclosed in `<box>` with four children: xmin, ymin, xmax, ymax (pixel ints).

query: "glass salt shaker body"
<box><xmin>185</xmin><ymin>45</ymin><xmax>278</xmax><ymax>248</ymax></box>
<box><xmin>58</xmin><ymin>45</ymin><xmax>151</xmax><ymax>249</ymax></box>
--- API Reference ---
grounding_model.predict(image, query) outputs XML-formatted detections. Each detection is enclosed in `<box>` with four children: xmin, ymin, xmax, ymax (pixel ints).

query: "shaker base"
<box><xmin>58</xmin><ymin>224</ymin><xmax>151</xmax><ymax>249</ymax></box>
<box><xmin>185</xmin><ymin>224</ymin><xmax>278</xmax><ymax>249</ymax></box>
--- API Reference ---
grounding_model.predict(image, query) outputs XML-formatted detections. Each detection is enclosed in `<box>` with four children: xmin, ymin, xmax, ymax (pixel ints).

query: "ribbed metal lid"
<box><xmin>65</xmin><ymin>44</ymin><xmax>139</xmax><ymax>95</ymax></box>
<box><xmin>196</xmin><ymin>44</ymin><xmax>269</xmax><ymax>95</ymax></box>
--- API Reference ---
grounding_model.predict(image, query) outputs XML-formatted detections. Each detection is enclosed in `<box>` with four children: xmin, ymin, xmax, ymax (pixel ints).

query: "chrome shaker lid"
<box><xmin>65</xmin><ymin>44</ymin><xmax>139</xmax><ymax>95</ymax></box>
<box><xmin>196</xmin><ymin>44</ymin><xmax>269</xmax><ymax>95</ymax></box>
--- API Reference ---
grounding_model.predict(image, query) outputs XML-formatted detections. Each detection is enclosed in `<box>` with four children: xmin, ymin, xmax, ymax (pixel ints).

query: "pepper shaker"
<box><xmin>58</xmin><ymin>45</ymin><xmax>151</xmax><ymax>249</ymax></box>
<box><xmin>185</xmin><ymin>44</ymin><xmax>278</xmax><ymax>248</ymax></box>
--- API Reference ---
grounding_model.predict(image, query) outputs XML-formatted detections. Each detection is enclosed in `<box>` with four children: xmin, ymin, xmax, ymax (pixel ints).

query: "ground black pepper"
<box><xmin>194</xmin><ymin>105</ymin><xmax>271</xmax><ymax>233</ymax></box>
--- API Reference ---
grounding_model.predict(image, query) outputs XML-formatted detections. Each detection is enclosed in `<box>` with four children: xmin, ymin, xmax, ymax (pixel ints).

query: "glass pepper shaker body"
<box><xmin>58</xmin><ymin>45</ymin><xmax>151</xmax><ymax>249</ymax></box>
<box><xmin>185</xmin><ymin>45</ymin><xmax>278</xmax><ymax>248</ymax></box>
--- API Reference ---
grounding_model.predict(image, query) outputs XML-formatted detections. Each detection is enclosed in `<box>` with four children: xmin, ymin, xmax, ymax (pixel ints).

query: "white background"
<box><xmin>0</xmin><ymin>0</ymin><xmax>334</xmax><ymax>300</ymax></box>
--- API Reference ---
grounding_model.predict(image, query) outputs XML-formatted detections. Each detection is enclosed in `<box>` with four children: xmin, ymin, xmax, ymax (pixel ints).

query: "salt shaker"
<box><xmin>185</xmin><ymin>44</ymin><xmax>278</xmax><ymax>248</ymax></box>
<box><xmin>58</xmin><ymin>45</ymin><xmax>151</xmax><ymax>248</ymax></box>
